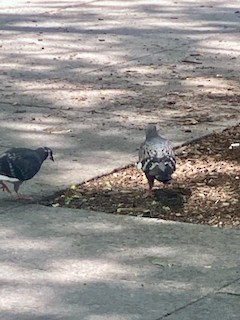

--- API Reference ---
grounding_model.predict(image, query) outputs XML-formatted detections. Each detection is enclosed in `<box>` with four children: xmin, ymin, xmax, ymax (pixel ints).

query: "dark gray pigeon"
<box><xmin>0</xmin><ymin>147</ymin><xmax>54</xmax><ymax>199</ymax></box>
<box><xmin>137</xmin><ymin>124</ymin><xmax>176</xmax><ymax>196</ymax></box>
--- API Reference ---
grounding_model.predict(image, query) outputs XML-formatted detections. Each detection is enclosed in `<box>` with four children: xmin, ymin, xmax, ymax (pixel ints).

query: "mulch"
<box><xmin>45</xmin><ymin>124</ymin><xmax>240</xmax><ymax>228</ymax></box>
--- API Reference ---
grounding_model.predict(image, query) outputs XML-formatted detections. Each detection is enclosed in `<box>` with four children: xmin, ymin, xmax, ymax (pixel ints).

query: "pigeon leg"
<box><xmin>13</xmin><ymin>181</ymin><xmax>33</xmax><ymax>200</ymax></box>
<box><xmin>162</xmin><ymin>183</ymin><xmax>168</xmax><ymax>190</ymax></box>
<box><xmin>145</xmin><ymin>174</ymin><xmax>155</xmax><ymax>197</ymax></box>
<box><xmin>0</xmin><ymin>181</ymin><xmax>11</xmax><ymax>193</ymax></box>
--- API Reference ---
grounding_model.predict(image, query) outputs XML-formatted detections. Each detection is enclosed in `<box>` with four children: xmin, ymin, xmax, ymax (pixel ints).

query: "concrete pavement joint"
<box><xmin>0</xmin><ymin>202</ymin><xmax>29</xmax><ymax>214</ymax></box>
<box><xmin>78</xmin><ymin>30</ymin><xmax>240</xmax><ymax>76</ymax></box>
<box><xmin>216</xmin><ymin>292</ymin><xmax>240</xmax><ymax>297</ymax></box>
<box><xmin>0</xmin><ymin>101</ymin><xmax>57</xmax><ymax>109</ymax></box>
<box><xmin>154</xmin><ymin>276</ymin><xmax>240</xmax><ymax>320</ymax></box>
<box><xmin>55</xmin><ymin>0</ymin><xmax>100</xmax><ymax>11</ymax></box>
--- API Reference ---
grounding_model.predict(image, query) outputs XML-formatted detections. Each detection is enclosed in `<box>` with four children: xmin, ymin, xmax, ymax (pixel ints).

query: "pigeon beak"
<box><xmin>50</xmin><ymin>155</ymin><xmax>54</xmax><ymax>162</ymax></box>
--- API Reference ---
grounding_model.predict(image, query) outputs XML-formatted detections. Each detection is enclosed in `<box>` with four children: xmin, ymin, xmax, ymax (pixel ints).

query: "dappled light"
<box><xmin>0</xmin><ymin>1</ymin><xmax>240</xmax><ymax>319</ymax></box>
<box><xmin>0</xmin><ymin>203</ymin><xmax>239</xmax><ymax>319</ymax></box>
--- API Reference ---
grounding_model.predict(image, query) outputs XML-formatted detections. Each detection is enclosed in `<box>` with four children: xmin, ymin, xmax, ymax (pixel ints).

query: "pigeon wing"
<box><xmin>139</xmin><ymin>136</ymin><xmax>174</xmax><ymax>161</ymax></box>
<box><xmin>138</xmin><ymin>137</ymin><xmax>176</xmax><ymax>176</ymax></box>
<box><xmin>0</xmin><ymin>149</ymin><xmax>43</xmax><ymax>181</ymax></box>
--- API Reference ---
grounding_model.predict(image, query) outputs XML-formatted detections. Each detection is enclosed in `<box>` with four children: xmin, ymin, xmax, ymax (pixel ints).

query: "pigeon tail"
<box><xmin>141</xmin><ymin>156</ymin><xmax>176</xmax><ymax>183</ymax></box>
<box><xmin>155</xmin><ymin>159</ymin><xmax>175</xmax><ymax>184</ymax></box>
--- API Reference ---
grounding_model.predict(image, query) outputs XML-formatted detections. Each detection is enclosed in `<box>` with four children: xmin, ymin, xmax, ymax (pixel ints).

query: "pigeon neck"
<box><xmin>146</xmin><ymin>131</ymin><xmax>158</xmax><ymax>140</ymax></box>
<box><xmin>35</xmin><ymin>148</ymin><xmax>48</xmax><ymax>161</ymax></box>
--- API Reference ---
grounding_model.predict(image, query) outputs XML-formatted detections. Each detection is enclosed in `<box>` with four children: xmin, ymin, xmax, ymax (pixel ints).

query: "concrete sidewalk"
<box><xmin>0</xmin><ymin>0</ymin><xmax>240</xmax><ymax>199</ymax></box>
<box><xmin>0</xmin><ymin>204</ymin><xmax>239</xmax><ymax>320</ymax></box>
<box><xmin>0</xmin><ymin>1</ymin><xmax>239</xmax><ymax>319</ymax></box>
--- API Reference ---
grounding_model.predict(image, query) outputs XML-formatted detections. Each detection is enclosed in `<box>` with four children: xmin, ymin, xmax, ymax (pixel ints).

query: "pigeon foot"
<box><xmin>15</xmin><ymin>194</ymin><xmax>33</xmax><ymax>200</ymax></box>
<box><xmin>144</xmin><ymin>189</ymin><xmax>153</xmax><ymax>198</ymax></box>
<box><xmin>0</xmin><ymin>182</ymin><xmax>11</xmax><ymax>193</ymax></box>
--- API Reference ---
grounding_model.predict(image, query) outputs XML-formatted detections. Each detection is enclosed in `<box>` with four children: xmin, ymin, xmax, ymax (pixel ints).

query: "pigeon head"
<box><xmin>35</xmin><ymin>147</ymin><xmax>54</xmax><ymax>162</ymax></box>
<box><xmin>145</xmin><ymin>124</ymin><xmax>158</xmax><ymax>140</ymax></box>
<box><xmin>43</xmin><ymin>147</ymin><xmax>54</xmax><ymax>161</ymax></box>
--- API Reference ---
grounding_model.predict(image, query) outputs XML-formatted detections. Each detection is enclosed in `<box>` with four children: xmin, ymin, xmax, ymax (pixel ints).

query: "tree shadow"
<box><xmin>0</xmin><ymin>2</ymin><xmax>240</xmax><ymax>316</ymax></box>
<box><xmin>0</xmin><ymin>203</ymin><xmax>239</xmax><ymax>319</ymax></box>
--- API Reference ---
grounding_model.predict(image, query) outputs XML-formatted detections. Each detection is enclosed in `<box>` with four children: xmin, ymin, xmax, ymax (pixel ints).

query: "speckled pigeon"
<box><xmin>137</xmin><ymin>124</ymin><xmax>176</xmax><ymax>196</ymax></box>
<box><xmin>0</xmin><ymin>147</ymin><xmax>54</xmax><ymax>199</ymax></box>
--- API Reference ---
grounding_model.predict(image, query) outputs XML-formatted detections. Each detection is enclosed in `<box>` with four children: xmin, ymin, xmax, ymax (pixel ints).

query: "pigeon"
<box><xmin>137</xmin><ymin>124</ymin><xmax>176</xmax><ymax>196</ymax></box>
<box><xmin>0</xmin><ymin>147</ymin><xmax>54</xmax><ymax>199</ymax></box>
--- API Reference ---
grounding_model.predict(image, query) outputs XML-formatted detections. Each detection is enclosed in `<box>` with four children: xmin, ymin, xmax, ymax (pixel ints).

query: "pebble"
<box><xmin>221</xmin><ymin>202</ymin><xmax>230</xmax><ymax>207</ymax></box>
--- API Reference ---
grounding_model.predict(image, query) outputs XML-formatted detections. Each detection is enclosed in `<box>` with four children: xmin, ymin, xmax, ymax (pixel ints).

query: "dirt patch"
<box><xmin>45</xmin><ymin>124</ymin><xmax>240</xmax><ymax>228</ymax></box>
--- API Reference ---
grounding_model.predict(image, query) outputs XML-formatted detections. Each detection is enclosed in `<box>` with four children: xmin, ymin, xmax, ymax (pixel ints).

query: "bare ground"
<box><xmin>45</xmin><ymin>124</ymin><xmax>240</xmax><ymax>229</ymax></box>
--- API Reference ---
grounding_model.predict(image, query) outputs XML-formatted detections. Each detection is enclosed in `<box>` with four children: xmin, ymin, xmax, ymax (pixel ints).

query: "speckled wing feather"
<box><xmin>139</xmin><ymin>136</ymin><xmax>174</xmax><ymax>160</ymax></box>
